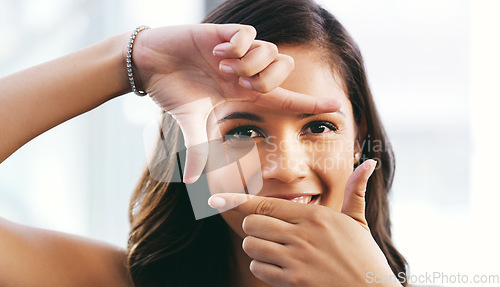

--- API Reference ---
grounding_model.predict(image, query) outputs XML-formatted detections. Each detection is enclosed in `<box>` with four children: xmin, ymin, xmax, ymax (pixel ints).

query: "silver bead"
<box><xmin>126</xmin><ymin>25</ymin><xmax>150</xmax><ymax>97</ymax></box>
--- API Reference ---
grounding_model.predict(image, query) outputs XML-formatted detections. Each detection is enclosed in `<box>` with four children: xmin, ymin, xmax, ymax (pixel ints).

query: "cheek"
<box><xmin>206</xmin><ymin>141</ymin><xmax>263</xmax><ymax>196</ymax></box>
<box><xmin>310</xmin><ymin>146</ymin><xmax>354</xmax><ymax>211</ymax></box>
<box><xmin>206</xmin><ymin>162</ymin><xmax>244</xmax><ymax>195</ymax></box>
<box><xmin>204</xmin><ymin>143</ymin><xmax>249</xmax><ymax>238</ymax></box>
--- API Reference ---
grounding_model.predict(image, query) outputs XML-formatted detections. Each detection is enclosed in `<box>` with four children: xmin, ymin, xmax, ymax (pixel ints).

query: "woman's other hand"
<box><xmin>131</xmin><ymin>24</ymin><xmax>342</xmax><ymax>183</ymax></box>
<box><xmin>208</xmin><ymin>160</ymin><xmax>403</xmax><ymax>287</ymax></box>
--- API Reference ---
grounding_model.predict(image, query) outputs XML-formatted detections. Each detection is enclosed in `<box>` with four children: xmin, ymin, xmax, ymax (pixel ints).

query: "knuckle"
<box><xmin>280</xmin><ymin>95</ymin><xmax>294</xmax><ymax>110</ymax></box>
<box><xmin>233</xmin><ymin>47</ymin><xmax>247</xmax><ymax>58</ymax></box>
<box><xmin>243</xmin><ymin>25</ymin><xmax>257</xmax><ymax>38</ymax></box>
<box><xmin>252</xmin><ymin>77</ymin><xmax>273</xmax><ymax>93</ymax></box>
<box><xmin>290</xmin><ymin>231</ymin><xmax>312</xmax><ymax>252</ymax></box>
<box><xmin>264</xmin><ymin>41</ymin><xmax>279</xmax><ymax>56</ymax></box>
<box><xmin>308</xmin><ymin>207</ymin><xmax>325</xmax><ymax>224</ymax></box>
<box><xmin>254</xmin><ymin>198</ymin><xmax>274</xmax><ymax>216</ymax></box>
<box><xmin>282</xmin><ymin>54</ymin><xmax>295</xmax><ymax>69</ymax></box>
<box><xmin>235</xmin><ymin>61</ymin><xmax>254</xmax><ymax>77</ymax></box>
<box><xmin>290</xmin><ymin>227</ymin><xmax>303</xmax><ymax>241</ymax></box>
<box><xmin>286</xmin><ymin>273</ymin><xmax>304</xmax><ymax>287</ymax></box>
<box><xmin>311</xmin><ymin>101</ymin><xmax>319</xmax><ymax>114</ymax></box>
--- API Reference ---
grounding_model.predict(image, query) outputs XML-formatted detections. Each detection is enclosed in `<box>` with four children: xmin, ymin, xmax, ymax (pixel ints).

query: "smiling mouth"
<box><xmin>290</xmin><ymin>194</ymin><xmax>320</xmax><ymax>204</ymax></box>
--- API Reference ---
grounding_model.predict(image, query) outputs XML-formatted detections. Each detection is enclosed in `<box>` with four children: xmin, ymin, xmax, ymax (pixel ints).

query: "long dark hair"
<box><xmin>127</xmin><ymin>0</ymin><xmax>408</xmax><ymax>286</ymax></box>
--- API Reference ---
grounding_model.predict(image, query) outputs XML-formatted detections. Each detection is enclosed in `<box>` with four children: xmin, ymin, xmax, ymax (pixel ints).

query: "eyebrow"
<box><xmin>298</xmin><ymin>109</ymin><xmax>346</xmax><ymax>119</ymax></box>
<box><xmin>216</xmin><ymin>112</ymin><xmax>264</xmax><ymax>124</ymax></box>
<box><xmin>216</xmin><ymin>109</ymin><xmax>346</xmax><ymax>124</ymax></box>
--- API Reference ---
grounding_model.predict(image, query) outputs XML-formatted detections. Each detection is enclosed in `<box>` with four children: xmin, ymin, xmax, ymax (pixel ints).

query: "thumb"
<box><xmin>168</xmin><ymin>97</ymin><xmax>214</xmax><ymax>184</ymax></box>
<box><xmin>341</xmin><ymin>159</ymin><xmax>377</xmax><ymax>231</ymax></box>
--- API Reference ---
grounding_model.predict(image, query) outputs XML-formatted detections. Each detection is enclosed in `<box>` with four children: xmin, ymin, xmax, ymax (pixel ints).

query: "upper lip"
<box><xmin>261</xmin><ymin>192</ymin><xmax>320</xmax><ymax>200</ymax></box>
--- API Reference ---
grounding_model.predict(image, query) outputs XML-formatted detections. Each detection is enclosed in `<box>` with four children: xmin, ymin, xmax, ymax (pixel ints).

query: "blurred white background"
<box><xmin>0</xmin><ymin>0</ymin><xmax>498</xmax><ymax>285</ymax></box>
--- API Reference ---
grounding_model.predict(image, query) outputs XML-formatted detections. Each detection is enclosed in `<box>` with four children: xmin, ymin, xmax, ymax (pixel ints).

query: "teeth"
<box><xmin>290</xmin><ymin>195</ymin><xmax>313</xmax><ymax>204</ymax></box>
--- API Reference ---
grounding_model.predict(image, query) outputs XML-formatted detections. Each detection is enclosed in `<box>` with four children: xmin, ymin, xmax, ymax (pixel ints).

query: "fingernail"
<box><xmin>208</xmin><ymin>195</ymin><xmax>226</xmax><ymax>209</ymax></box>
<box><xmin>366</xmin><ymin>159</ymin><xmax>377</xmax><ymax>169</ymax></box>
<box><xmin>213</xmin><ymin>49</ymin><xmax>227</xmax><ymax>56</ymax></box>
<box><xmin>328</xmin><ymin>99</ymin><xmax>342</xmax><ymax>110</ymax></box>
<box><xmin>183</xmin><ymin>174</ymin><xmax>197</xmax><ymax>184</ymax></box>
<box><xmin>213</xmin><ymin>42</ymin><xmax>232</xmax><ymax>56</ymax></box>
<box><xmin>365</xmin><ymin>159</ymin><xmax>377</xmax><ymax>179</ymax></box>
<box><xmin>219</xmin><ymin>64</ymin><xmax>234</xmax><ymax>74</ymax></box>
<box><xmin>239</xmin><ymin>78</ymin><xmax>252</xmax><ymax>89</ymax></box>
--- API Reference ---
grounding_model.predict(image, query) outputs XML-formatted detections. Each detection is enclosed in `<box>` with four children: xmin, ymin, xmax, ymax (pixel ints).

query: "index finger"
<box><xmin>253</xmin><ymin>87</ymin><xmax>342</xmax><ymax>114</ymax></box>
<box><xmin>208</xmin><ymin>193</ymin><xmax>311</xmax><ymax>224</ymax></box>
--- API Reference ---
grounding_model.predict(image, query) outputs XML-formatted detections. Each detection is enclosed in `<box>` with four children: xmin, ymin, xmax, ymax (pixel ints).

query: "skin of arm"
<box><xmin>0</xmin><ymin>33</ymin><xmax>131</xmax><ymax>163</ymax></box>
<box><xmin>0</xmin><ymin>218</ymin><xmax>133</xmax><ymax>287</ymax></box>
<box><xmin>0</xmin><ymin>33</ymin><xmax>133</xmax><ymax>286</ymax></box>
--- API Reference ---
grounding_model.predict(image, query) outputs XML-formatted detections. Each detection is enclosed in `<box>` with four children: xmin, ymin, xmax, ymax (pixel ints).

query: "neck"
<box><xmin>229</xmin><ymin>229</ymin><xmax>273</xmax><ymax>287</ymax></box>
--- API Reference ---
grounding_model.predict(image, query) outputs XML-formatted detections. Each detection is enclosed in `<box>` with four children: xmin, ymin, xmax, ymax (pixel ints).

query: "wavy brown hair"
<box><xmin>127</xmin><ymin>0</ymin><xmax>408</xmax><ymax>286</ymax></box>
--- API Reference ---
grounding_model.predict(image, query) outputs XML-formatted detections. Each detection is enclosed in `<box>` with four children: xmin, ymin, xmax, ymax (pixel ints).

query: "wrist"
<box><xmin>91</xmin><ymin>29</ymin><xmax>150</xmax><ymax>100</ymax></box>
<box><xmin>93</xmin><ymin>32</ymin><xmax>134</xmax><ymax>100</ymax></box>
<box><xmin>124</xmin><ymin>26</ymin><xmax>150</xmax><ymax>96</ymax></box>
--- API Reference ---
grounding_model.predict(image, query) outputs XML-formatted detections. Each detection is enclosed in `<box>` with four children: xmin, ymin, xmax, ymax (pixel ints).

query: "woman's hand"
<box><xmin>208</xmin><ymin>160</ymin><xmax>402</xmax><ymax>287</ymax></box>
<box><xmin>130</xmin><ymin>24</ymin><xmax>341</xmax><ymax>183</ymax></box>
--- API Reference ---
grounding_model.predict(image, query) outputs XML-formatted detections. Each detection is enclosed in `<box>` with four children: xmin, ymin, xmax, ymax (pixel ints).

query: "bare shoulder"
<box><xmin>0</xmin><ymin>217</ymin><xmax>133</xmax><ymax>287</ymax></box>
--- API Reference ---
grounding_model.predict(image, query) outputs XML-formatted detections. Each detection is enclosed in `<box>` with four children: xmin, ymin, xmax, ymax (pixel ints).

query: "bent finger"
<box><xmin>213</xmin><ymin>24</ymin><xmax>257</xmax><ymax>58</ymax></box>
<box><xmin>220</xmin><ymin>40</ymin><xmax>279</xmax><ymax>78</ymax></box>
<box><xmin>242</xmin><ymin>236</ymin><xmax>289</xmax><ymax>267</ymax></box>
<box><xmin>243</xmin><ymin>214</ymin><xmax>296</xmax><ymax>244</ymax></box>
<box><xmin>249</xmin><ymin>260</ymin><xmax>286</xmax><ymax>287</ymax></box>
<box><xmin>238</xmin><ymin>53</ymin><xmax>294</xmax><ymax>93</ymax></box>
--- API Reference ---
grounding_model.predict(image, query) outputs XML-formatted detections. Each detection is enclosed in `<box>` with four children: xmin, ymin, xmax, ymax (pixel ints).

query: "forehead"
<box><xmin>212</xmin><ymin>46</ymin><xmax>352</xmax><ymax>119</ymax></box>
<box><xmin>277</xmin><ymin>46</ymin><xmax>346</xmax><ymax>99</ymax></box>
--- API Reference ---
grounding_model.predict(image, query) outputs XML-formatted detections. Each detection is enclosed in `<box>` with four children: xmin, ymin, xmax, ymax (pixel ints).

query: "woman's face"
<box><xmin>205</xmin><ymin>46</ymin><xmax>360</xmax><ymax>238</ymax></box>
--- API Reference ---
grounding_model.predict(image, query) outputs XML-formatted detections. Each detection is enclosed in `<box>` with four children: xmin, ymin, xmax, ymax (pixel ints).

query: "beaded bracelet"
<box><xmin>126</xmin><ymin>25</ymin><xmax>150</xmax><ymax>97</ymax></box>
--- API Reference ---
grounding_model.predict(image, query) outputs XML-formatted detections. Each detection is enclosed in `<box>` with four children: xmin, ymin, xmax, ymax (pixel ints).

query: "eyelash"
<box><xmin>224</xmin><ymin>123</ymin><xmax>264</xmax><ymax>141</ymax></box>
<box><xmin>301</xmin><ymin>121</ymin><xmax>338</xmax><ymax>135</ymax></box>
<box><xmin>223</xmin><ymin>121</ymin><xmax>338</xmax><ymax>140</ymax></box>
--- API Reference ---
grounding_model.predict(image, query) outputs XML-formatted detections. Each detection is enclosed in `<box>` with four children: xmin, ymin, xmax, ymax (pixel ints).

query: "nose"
<box><xmin>261</xmin><ymin>136</ymin><xmax>309</xmax><ymax>183</ymax></box>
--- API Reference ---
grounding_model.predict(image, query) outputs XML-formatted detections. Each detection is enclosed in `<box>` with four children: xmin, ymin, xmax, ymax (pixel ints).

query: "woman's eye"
<box><xmin>224</xmin><ymin>126</ymin><xmax>262</xmax><ymax>141</ymax></box>
<box><xmin>302</xmin><ymin>121</ymin><xmax>338</xmax><ymax>135</ymax></box>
